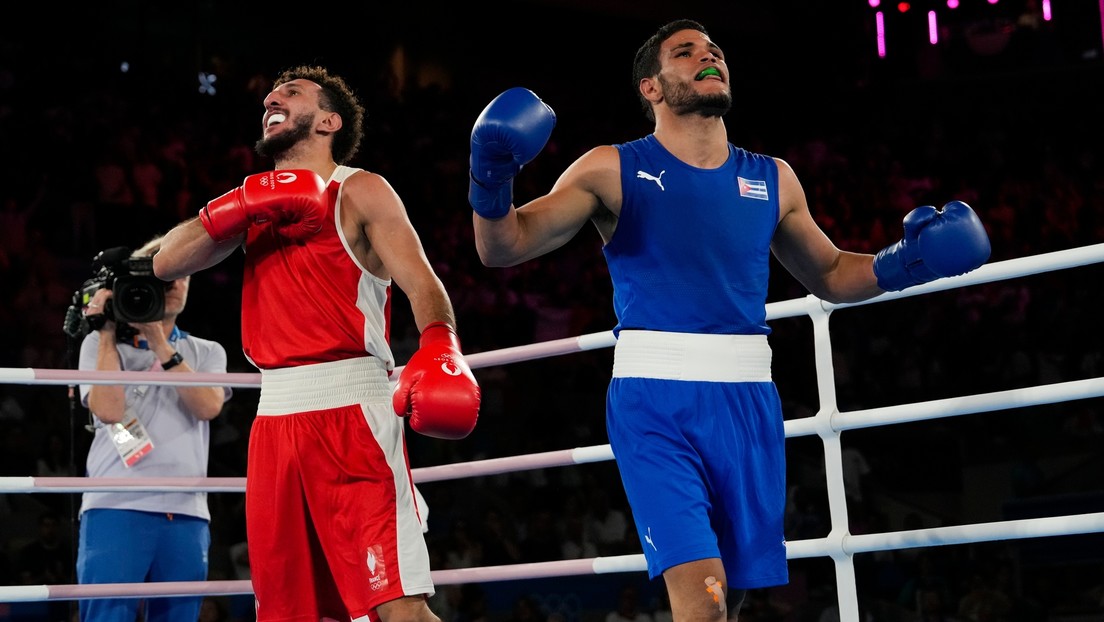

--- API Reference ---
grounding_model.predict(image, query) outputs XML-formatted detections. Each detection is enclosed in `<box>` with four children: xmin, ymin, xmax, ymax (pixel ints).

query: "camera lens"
<box><xmin>113</xmin><ymin>278</ymin><xmax>164</xmax><ymax>323</ymax></box>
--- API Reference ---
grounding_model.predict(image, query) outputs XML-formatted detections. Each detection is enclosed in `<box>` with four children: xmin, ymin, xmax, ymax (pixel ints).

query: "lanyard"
<box><xmin>132</xmin><ymin>325</ymin><xmax>188</xmax><ymax>350</ymax></box>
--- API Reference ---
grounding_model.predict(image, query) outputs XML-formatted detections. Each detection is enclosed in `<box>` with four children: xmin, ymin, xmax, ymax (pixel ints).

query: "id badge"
<box><xmin>110</xmin><ymin>409</ymin><xmax>155</xmax><ymax>467</ymax></box>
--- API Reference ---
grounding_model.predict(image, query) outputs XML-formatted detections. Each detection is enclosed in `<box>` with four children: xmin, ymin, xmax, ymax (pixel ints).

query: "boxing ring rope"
<box><xmin>1</xmin><ymin>243</ymin><xmax>1102</xmax><ymax>621</ymax></box>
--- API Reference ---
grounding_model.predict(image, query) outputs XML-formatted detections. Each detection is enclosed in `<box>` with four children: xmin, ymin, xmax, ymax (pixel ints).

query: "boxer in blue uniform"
<box><xmin>466</xmin><ymin>19</ymin><xmax>990</xmax><ymax>622</ymax></box>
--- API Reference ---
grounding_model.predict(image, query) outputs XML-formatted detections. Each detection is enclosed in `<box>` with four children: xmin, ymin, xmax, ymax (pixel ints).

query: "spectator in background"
<box><xmin>199</xmin><ymin>597</ymin><xmax>230</xmax><ymax>622</ymax></box>
<box><xmin>34</xmin><ymin>430</ymin><xmax>74</xmax><ymax>478</ymax></box>
<box><xmin>585</xmin><ymin>488</ymin><xmax>629</xmax><ymax>556</ymax></box>
<box><xmin>606</xmin><ymin>585</ymin><xmax>654</xmax><ymax>622</ymax></box>
<box><xmin>506</xmin><ymin>595</ymin><xmax>545</xmax><ymax>622</ymax></box>
<box><xmin>15</xmin><ymin>507</ymin><xmax>73</xmax><ymax>622</ymax></box>
<box><xmin>519</xmin><ymin>506</ymin><xmax>561</xmax><ymax>563</ymax></box>
<box><xmin>479</xmin><ymin>507</ymin><xmax>522</xmax><ymax>566</ymax></box>
<box><xmin>841</xmin><ymin>445</ymin><xmax>872</xmax><ymax>507</ymax></box>
<box><xmin>15</xmin><ymin>510</ymin><xmax>71</xmax><ymax>586</ymax></box>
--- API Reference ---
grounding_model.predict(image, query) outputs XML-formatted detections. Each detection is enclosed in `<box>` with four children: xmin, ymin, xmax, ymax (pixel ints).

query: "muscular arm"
<box><xmin>474</xmin><ymin>146</ymin><xmax>618</xmax><ymax>267</ymax></box>
<box><xmin>153</xmin><ymin>218</ymin><xmax>243</xmax><ymax>280</ymax></box>
<box><xmin>769</xmin><ymin>158</ymin><xmax>884</xmax><ymax>304</ymax></box>
<box><xmin>344</xmin><ymin>173</ymin><xmax>455</xmax><ymax>332</ymax></box>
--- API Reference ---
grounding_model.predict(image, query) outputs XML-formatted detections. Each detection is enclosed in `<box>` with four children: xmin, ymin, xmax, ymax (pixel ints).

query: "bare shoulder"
<box><xmin>339</xmin><ymin>169</ymin><xmax>404</xmax><ymax>216</ymax></box>
<box><xmin>772</xmin><ymin>156</ymin><xmax>807</xmax><ymax>196</ymax></box>
<box><xmin>772</xmin><ymin>156</ymin><xmax>798</xmax><ymax>181</ymax></box>
<box><xmin>577</xmin><ymin>145</ymin><xmax>621</xmax><ymax>171</ymax></box>
<box><xmin>771</xmin><ymin>156</ymin><xmax>809</xmax><ymax>221</ymax></box>
<box><xmin>341</xmin><ymin>169</ymin><xmax>398</xmax><ymax>197</ymax></box>
<box><xmin>559</xmin><ymin>145</ymin><xmax>621</xmax><ymax>198</ymax></box>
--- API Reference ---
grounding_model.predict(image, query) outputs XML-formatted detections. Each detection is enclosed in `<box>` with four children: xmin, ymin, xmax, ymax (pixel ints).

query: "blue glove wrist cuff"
<box><xmin>873</xmin><ymin>243</ymin><xmax>940</xmax><ymax>292</ymax></box>
<box><xmin>873</xmin><ymin>245</ymin><xmax>914</xmax><ymax>292</ymax></box>
<box><xmin>468</xmin><ymin>173</ymin><xmax>512</xmax><ymax>220</ymax></box>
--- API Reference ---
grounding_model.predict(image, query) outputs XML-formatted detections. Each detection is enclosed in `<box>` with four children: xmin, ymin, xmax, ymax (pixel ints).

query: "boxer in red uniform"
<box><xmin>155</xmin><ymin>65</ymin><xmax>480</xmax><ymax>622</ymax></box>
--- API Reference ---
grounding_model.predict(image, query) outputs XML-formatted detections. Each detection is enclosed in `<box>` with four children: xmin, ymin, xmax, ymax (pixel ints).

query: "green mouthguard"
<box><xmin>697</xmin><ymin>67</ymin><xmax>721</xmax><ymax>80</ymax></box>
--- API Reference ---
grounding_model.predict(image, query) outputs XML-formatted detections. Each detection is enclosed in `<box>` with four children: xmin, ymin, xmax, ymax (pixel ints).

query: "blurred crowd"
<box><xmin>1</xmin><ymin>5</ymin><xmax>1103</xmax><ymax>621</ymax></box>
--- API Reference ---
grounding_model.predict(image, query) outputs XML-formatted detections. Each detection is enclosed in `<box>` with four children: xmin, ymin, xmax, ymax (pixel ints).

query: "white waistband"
<box><xmin>257</xmin><ymin>357</ymin><xmax>392</xmax><ymax>416</ymax></box>
<box><xmin>612</xmin><ymin>330</ymin><xmax>772</xmax><ymax>382</ymax></box>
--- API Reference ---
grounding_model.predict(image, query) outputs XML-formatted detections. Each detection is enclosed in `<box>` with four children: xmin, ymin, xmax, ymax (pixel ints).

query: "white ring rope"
<box><xmin>1</xmin><ymin>245</ymin><xmax>1102</xmax><ymax>619</ymax></box>
<box><xmin>2</xmin><ymin>243</ymin><xmax>1100</xmax><ymax>390</ymax></box>
<box><xmin>0</xmin><ymin>445</ymin><xmax>617</xmax><ymax>492</ymax></box>
<box><xmin>3</xmin><ymin>512</ymin><xmax>1103</xmax><ymax>602</ymax></box>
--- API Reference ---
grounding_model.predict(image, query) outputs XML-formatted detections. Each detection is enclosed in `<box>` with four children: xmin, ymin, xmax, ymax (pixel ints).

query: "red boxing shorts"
<box><xmin>247</xmin><ymin>357</ymin><xmax>432</xmax><ymax>621</ymax></box>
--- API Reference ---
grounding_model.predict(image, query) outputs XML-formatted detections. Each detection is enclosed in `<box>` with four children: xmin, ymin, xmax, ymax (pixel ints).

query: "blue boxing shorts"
<box><xmin>606</xmin><ymin>330</ymin><xmax>788</xmax><ymax>589</ymax></box>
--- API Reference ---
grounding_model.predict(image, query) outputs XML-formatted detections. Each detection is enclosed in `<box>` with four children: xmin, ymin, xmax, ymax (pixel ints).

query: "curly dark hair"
<box><xmin>631</xmin><ymin>19</ymin><xmax>709</xmax><ymax>122</ymax></box>
<box><xmin>273</xmin><ymin>65</ymin><xmax>365</xmax><ymax>165</ymax></box>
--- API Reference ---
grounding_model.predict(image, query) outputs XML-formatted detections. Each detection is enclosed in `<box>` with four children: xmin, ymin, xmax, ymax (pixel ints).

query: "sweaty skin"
<box><xmin>705</xmin><ymin>576</ymin><xmax>725</xmax><ymax>611</ymax></box>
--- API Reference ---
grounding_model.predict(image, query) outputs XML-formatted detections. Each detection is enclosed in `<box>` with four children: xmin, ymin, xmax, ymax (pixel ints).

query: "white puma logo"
<box><xmin>644</xmin><ymin>528</ymin><xmax>658</xmax><ymax>551</ymax></box>
<box><xmin>636</xmin><ymin>170</ymin><xmax>665</xmax><ymax>191</ymax></box>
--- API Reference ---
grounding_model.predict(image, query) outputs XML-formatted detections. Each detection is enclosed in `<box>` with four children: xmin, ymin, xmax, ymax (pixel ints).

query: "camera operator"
<box><xmin>76</xmin><ymin>234</ymin><xmax>231</xmax><ymax>622</ymax></box>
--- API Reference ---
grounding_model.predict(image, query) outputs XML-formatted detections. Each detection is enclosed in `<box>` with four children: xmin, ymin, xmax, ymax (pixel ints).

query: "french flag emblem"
<box><xmin>738</xmin><ymin>177</ymin><xmax>769</xmax><ymax>201</ymax></box>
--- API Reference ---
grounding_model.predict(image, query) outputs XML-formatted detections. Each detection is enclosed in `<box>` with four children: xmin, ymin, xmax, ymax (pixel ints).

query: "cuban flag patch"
<box><xmin>738</xmin><ymin>177</ymin><xmax>769</xmax><ymax>201</ymax></box>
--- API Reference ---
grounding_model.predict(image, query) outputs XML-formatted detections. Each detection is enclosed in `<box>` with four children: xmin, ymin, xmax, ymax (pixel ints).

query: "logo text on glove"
<box><xmin>436</xmin><ymin>354</ymin><xmax>463</xmax><ymax>376</ymax></box>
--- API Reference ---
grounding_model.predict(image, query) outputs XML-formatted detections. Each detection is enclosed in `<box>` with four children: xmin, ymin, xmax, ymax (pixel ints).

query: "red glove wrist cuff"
<box><xmin>199</xmin><ymin>189</ymin><xmax>248</xmax><ymax>242</ymax></box>
<box><xmin>419</xmin><ymin>321</ymin><xmax>459</xmax><ymax>348</ymax></box>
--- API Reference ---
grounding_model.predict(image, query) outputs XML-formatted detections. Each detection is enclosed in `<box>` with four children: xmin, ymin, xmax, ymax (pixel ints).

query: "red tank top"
<box><xmin>240</xmin><ymin>166</ymin><xmax>393</xmax><ymax>370</ymax></box>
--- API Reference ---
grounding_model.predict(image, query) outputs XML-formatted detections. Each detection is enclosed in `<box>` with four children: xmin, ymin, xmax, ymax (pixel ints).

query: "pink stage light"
<box><xmin>876</xmin><ymin>11</ymin><xmax>886</xmax><ymax>57</ymax></box>
<box><xmin>928</xmin><ymin>11</ymin><xmax>939</xmax><ymax>44</ymax></box>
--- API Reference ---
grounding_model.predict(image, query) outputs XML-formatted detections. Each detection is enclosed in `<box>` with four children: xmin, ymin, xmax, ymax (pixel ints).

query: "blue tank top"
<box><xmin>605</xmin><ymin>134</ymin><xmax>779</xmax><ymax>336</ymax></box>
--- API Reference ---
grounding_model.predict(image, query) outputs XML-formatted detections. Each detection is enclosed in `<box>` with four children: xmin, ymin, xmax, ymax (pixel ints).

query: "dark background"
<box><xmin>1</xmin><ymin>1</ymin><xmax>1102</xmax><ymax>621</ymax></box>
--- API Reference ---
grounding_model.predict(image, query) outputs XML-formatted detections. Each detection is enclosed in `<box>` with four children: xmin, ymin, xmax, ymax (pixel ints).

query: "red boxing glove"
<box><xmin>199</xmin><ymin>169</ymin><xmax>328</xmax><ymax>242</ymax></box>
<box><xmin>392</xmin><ymin>322</ymin><xmax>480</xmax><ymax>440</ymax></box>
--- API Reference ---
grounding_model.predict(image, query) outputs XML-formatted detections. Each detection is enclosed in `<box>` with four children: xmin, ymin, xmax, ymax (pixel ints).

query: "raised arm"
<box><xmin>474</xmin><ymin>146</ymin><xmax>617</xmax><ymax>266</ymax></box>
<box><xmin>154</xmin><ymin>170</ymin><xmax>328</xmax><ymax>280</ymax></box>
<box><xmin>154</xmin><ymin>218</ymin><xmax>242</xmax><ymax>280</ymax></box>
<box><xmin>468</xmin><ymin>87</ymin><xmax>616</xmax><ymax>266</ymax></box>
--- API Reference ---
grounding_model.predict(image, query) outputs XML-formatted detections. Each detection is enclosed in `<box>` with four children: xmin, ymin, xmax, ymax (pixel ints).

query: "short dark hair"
<box><xmin>273</xmin><ymin>65</ymin><xmax>365</xmax><ymax>165</ymax></box>
<box><xmin>631</xmin><ymin>19</ymin><xmax>709</xmax><ymax>122</ymax></box>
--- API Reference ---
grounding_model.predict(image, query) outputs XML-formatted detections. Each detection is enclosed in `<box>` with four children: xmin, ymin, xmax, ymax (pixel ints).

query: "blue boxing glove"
<box><xmin>469</xmin><ymin>87</ymin><xmax>557</xmax><ymax>219</ymax></box>
<box><xmin>873</xmin><ymin>200</ymin><xmax>991</xmax><ymax>292</ymax></box>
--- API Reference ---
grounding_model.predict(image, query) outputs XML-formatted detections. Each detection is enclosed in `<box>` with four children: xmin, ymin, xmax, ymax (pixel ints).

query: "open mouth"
<box><xmin>695</xmin><ymin>67</ymin><xmax>721</xmax><ymax>81</ymax></box>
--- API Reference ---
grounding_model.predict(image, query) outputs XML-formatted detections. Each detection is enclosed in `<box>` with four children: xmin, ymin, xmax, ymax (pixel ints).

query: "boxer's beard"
<box><xmin>255</xmin><ymin>113</ymin><xmax>315</xmax><ymax>159</ymax></box>
<box><xmin>659</xmin><ymin>74</ymin><xmax>732</xmax><ymax>118</ymax></box>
